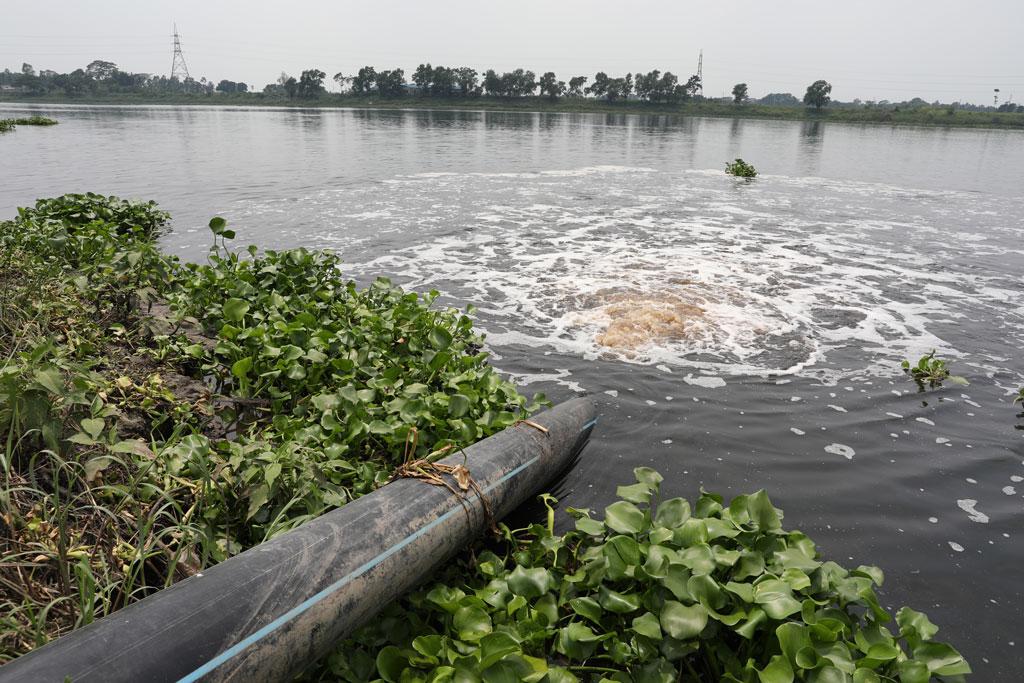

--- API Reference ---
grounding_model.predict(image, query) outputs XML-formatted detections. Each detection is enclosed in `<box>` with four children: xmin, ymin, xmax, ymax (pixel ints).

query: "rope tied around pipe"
<box><xmin>388</xmin><ymin>428</ymin><xmax>497</xmax><ymax>532</ymax></box>
<box><xmin>389</xmin><ymin>419</ymin><xmax>550</xmax><ymax>532</ymax></box>
<box><xmin>513</xmin><ymin>419</ymin><xmax>549</xmax><ymax>434</ymax></box>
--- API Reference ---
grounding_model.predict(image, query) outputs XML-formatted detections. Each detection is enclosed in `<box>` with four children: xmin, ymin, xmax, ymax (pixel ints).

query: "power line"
<box><xmin>696</xmin><ymin>49</ymin><xmax>703</xmax><ymax>96</ymax></box>
<box><xmin>171</xmin><ymin>23</ymin><xmax>190</xmax><ymax>80</ymax></box>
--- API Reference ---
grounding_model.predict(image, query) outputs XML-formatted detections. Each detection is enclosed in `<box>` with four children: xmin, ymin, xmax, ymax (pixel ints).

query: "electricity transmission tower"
<box><xmin>696</xmin><ymin>49</ymin><xmax>703</xmax><ymax>97</ymax></box>
<box><xmin>171</xmin><ymin>23</ymin><xmax>190</xmax><ymax>80</ymax></box>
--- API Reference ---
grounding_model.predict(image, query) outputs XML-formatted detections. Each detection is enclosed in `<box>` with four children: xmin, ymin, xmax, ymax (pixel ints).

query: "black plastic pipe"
<box><xmin>3</xmin><ymin>397</ymin><xmax>596</xmax><ymax>682</ymax></box>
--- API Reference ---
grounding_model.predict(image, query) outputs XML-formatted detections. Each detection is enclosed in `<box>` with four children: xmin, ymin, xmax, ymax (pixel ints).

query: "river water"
<box><xmin>2</xmin><ymin>104</ymin><xmax>1023</xmax><ymax>676</ymax></box>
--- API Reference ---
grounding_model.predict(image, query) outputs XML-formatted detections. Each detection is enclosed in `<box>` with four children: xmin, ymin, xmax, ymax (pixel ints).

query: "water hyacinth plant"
<box><xmin>901</xmin><ymin>351</ymin><xmax>968</xmax><ymax>391</ymax></box>
<box><xmin>0</xmin><ymin>194</ymin><xmax>543</xmax><ymax>659</ymax></box>
<box><xmin>17</xmin><ymin>192</ymin><xmax>170</xmax><ymax>239</ymax></box>
<box><xmin>725</xmin><ymin>159</ymin><xmax>758</xmax><ymax>178</ymax></box>
<box><xmin>0</xmin><ymin>116</ymin><xmax>58</xmax><ymax>133</ymax></box>
<box><xmin>322</xmin><ymin>468</ymin><xmax>970</xmax><ymax>682</ymax></box>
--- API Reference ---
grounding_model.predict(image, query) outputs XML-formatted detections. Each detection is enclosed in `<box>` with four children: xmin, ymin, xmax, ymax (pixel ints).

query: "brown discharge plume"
<box><xmin>589</xmin><ymin>290</ymin><xmax>706</xmax><ymax>351</ymax></box>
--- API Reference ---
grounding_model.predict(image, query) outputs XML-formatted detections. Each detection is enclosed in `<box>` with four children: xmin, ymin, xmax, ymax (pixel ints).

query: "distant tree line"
<box><xmin>0</xmin><ymin>61</ymin><xmax>233</xmax><ymax>97</ymax></box>
<box><xmin>323</xmin><ymin>65</ymin><xmax>706</xmax><ymax>104</ymax></box>
<box><xmin>0</xmin><ymin>60</ymin><xmax>709</xmax><ymax>105</ymax></box>
<box><xmin>2</xmin><ymin>59</ymin><xmax>1020</xmax><ymax>113</ymax></box>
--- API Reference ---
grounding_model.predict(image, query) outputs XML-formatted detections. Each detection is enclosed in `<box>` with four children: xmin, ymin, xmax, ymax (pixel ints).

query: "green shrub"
<box><xmin>148</xmin><ymin>217</ymin><xmax>544</xmax><ymax>550</ymax></box>
<box><xmin>17</xmin><ymin>192</ymin><xmax>170</xmax><ymax>239</ymax></box>
<box><xmin>0</xmin><ymin>195</ymin><xmax>543</xmax><ymax>656</ymax></box>
<box><xmin>725</xmin><ymin>158</ymin><xmax>758</xmax><ymax>178</ymax></box>
<box><xmin>325</xmin><ymin>468</ymin><xmax>970</xmax><ymax>682</ymax></box>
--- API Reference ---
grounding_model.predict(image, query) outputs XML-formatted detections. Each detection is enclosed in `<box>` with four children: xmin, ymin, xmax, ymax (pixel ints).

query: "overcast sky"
<box><xmin>2</xmin><ymin>1</ymin><xmax>1021</xmax><ymax>105</ymax></box>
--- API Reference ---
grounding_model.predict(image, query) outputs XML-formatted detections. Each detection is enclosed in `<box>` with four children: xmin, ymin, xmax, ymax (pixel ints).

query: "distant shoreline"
<box><xmin>3</xmin><ymin>94</ymin><xmax>1023</xmax><ymax>130</ymax></box>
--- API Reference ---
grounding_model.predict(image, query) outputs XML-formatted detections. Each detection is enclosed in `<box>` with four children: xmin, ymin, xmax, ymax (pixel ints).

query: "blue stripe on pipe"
<box><xmin>177</xmin><ymin>455</ymin><xmax>540</xmax><ymax>682</ymax></box>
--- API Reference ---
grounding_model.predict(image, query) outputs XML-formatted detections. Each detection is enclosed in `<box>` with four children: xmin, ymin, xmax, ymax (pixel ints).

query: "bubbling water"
<box><xmin>568</xmin><ymin>288</ymin><xmax>706</xmax><ymax>352</ymax></box>
<box><xmin>596</xmin><ymin>297</ymin><xmax>704</xmax><ymax>350</ymax></box>
<box><xmin>265</xmin><ymin>164</ymin><xmax>1021</xmax><ymax>381</ymax></box>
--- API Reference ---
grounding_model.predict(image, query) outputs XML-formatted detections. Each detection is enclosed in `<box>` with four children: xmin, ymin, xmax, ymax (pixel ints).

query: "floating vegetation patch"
<box><xmin>725</xmin><ymin>158</ymin><xmax>758</xmax><ymax>178</ymax></box>
<box><xmin>901</xmin><ymin>351</ymin><xmax>968</xmax><ymax>391</ymax></box>
<box><xmin>324</xmin><ymin>468</ymin><xmax>970</xmax><ymax>681</ymax></box>
<box><xmin>0</xmin><ymin>116</ymin><xmax>58</xmax><ymax>133</ymax></box>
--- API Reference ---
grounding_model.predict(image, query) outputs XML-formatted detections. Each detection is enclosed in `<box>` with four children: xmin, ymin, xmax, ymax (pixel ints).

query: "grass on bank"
<box><xmin>3</xmin><ymin>92</ymin><xmax>1024</xmax><ymax>129</ymax></box>
<box><xmin>0</xmin><ymin>116</ymin><xmax>57</xmax><ymax>133</ymax></box>
<box><xmin>0</xmin><ymin>192</ymin><xmax>541</xmax><ymax>661</ymax></box>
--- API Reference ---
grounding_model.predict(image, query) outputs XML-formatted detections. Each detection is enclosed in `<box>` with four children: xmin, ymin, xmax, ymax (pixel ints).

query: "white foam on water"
<box><xmin>539</xmin><ymin>165</ymin><xmax>659</xmax><ymax>177</ymax></box>
<box><xmin>1003</xmin><ymin>486</ymin><xmax>1017</xmax><ymax>496</ymax></box>
<box><xmin>825</xmin><ymin>443</ymin><xmax>855</xmax><ymax>459</ymax></box>
<box><xmin>604</xmin><ymin>389</ymin><xmax>619</xmax><ymax>397</ymax></box>
<box><xmin>936</xmin><ymin>437</ymin><xmax>950</xmax><ymax>444</ymax></box>
<box><xmin>827</xmin><ymin>404</ymin><xmax>848</xmax><ymax>413</ymax></box>
<box><xmin>886</xmin><ymin>412</ymin><xmax>904</xmax><ymax>418</ymax></box>
<box><xmin>948</xmin><ymin>541</ymin><xmax>965</xmax><ymax>552</ymax></box>
<box><xmin>791</xmin><ymin>427</ymin><xmax>806</xmax><ymax>435</ymax></box>
<box><xmin>916</xmin><ymin>417</ymin><xmax>936</xmax><ymax>426</ymax></box>
<box><xmin>957</xmin><ymin>499</ymin><xmax>989</xmax><ymax>524</ymax></box>
<box><xmin>928</xmin><ymin>517</ymin><xmax>938</xmax><ymax>523</ymax></box>
<box><xmin>506</xmin><ymin>368</ymin><xmax>584</xmax><ymax>393</ymax></box>
<box><xmin>683</xmin><ymin>374</ymin><xmax>727</xmax><ymax>388</ymax></box>
<box><xmin>320</xmin><ymin>166</ymin><xmax>1023</xmax><ymax>380</ymax></box>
